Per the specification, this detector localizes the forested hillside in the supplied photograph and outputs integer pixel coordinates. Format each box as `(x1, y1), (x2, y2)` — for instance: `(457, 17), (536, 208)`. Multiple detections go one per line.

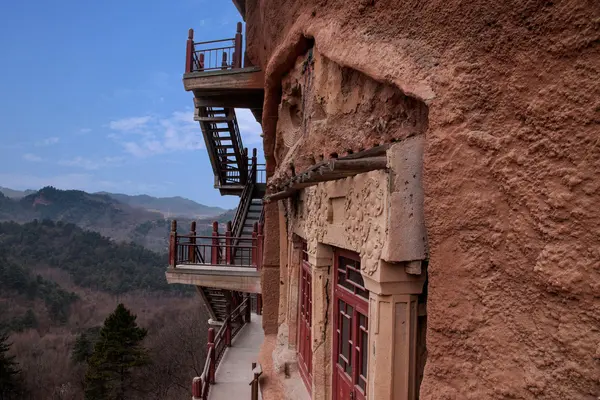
(0, 219), (205, 399)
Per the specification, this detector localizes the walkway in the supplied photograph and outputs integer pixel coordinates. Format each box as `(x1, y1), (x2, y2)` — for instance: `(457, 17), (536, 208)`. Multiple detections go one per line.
(209, 313), (263, 400)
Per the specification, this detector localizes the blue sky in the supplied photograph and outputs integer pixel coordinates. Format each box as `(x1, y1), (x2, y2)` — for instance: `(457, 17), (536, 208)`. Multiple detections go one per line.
(0, 0), (262, 208)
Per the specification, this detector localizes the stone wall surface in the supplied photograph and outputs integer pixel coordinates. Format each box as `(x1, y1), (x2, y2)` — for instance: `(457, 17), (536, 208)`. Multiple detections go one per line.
(244, 0), (600, 399)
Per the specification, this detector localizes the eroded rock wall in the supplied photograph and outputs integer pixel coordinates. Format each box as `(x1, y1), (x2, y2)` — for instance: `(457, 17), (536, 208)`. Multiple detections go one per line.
(245, 0), (600, 398)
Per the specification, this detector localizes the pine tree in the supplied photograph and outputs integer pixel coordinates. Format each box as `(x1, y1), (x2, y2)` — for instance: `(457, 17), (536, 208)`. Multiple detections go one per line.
(84, 304), (150, 400)
(0, 332), (23, 400)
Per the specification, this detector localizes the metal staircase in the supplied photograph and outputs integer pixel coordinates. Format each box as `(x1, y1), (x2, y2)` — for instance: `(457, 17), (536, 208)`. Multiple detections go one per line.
(195, 107), (248, 195)
(193, 106), (264, 322)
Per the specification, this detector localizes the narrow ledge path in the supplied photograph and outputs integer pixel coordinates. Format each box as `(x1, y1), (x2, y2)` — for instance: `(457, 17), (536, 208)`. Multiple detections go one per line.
(208, 313), (263, 400)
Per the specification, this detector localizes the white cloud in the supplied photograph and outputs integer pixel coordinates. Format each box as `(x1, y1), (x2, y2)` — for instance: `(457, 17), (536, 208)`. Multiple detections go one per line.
(0, 172), (162, 195)
(0, 172), (92, 191)
(108, 110), (203, 158)
(23, 153), (43, 162)
(109, 116), (152, 132)
(107, 108), (262, 159)
(35, 137), (59, 146)
(58, 156), (124, 170)
(235, 108), (263, 146)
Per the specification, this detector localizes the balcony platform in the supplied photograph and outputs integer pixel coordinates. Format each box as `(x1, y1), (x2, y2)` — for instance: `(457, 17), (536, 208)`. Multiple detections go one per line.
(184, 66), (263, 91)
(166, 265), (261, 293)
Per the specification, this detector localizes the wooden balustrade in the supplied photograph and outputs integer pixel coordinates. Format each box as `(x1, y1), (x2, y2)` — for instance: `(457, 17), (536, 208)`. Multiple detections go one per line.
(169, 220), (264, 269)
(185, 22), (244, 74)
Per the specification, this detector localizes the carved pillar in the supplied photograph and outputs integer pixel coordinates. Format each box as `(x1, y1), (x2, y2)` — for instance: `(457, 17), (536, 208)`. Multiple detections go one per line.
(363, 260), (426, 400)
(309, 243), (334, 400)
(286, 236), (303, 350)
(261, 201), (281, 335)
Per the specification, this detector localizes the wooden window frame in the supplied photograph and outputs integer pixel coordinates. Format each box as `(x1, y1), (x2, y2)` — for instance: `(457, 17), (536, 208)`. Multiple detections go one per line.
(297, 240), (313, 394)
(333, 248), (369, 400)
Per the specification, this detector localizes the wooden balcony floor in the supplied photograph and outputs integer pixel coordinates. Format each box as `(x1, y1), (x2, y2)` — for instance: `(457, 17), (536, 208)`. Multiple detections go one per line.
(165, 266), (261, 293)
(209, 313), (263, 400)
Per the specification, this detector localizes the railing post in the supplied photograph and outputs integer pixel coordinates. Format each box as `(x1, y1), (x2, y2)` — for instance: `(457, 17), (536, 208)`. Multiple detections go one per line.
(245, 294), (251, 323)
(242, 147), (249, 183)
(207, 327), (216, 384)
(211, 221), (219, 264)
(256, 294), (262, 316)
(188, 221), (196, 263)
(169, 220), (177, 268)
(234, 22), (243, 69)
(221, 51), (228, 70)
(252, 222), (258, 267)
(198, 53), (205, 71)
(225, 304), (232, 346)
(257, 223), (264, 271)
(225, 221), (232, 264)
(185, 29), (194, 74)
(192, 376), (201, 400)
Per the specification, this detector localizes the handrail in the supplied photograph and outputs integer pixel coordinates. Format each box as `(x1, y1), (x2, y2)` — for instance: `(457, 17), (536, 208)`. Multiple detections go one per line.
(232, 149), (257, 240)
(192, 296), (252, 400)
(186, 22), (243, 74)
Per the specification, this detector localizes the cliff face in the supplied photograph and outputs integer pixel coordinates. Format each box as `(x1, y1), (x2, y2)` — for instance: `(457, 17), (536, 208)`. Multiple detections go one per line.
(245, 0), (600, 398)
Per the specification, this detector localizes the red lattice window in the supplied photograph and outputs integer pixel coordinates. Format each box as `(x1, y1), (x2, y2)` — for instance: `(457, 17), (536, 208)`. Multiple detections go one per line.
(298, 240), (312, 393)
(334, 249), (369, 400)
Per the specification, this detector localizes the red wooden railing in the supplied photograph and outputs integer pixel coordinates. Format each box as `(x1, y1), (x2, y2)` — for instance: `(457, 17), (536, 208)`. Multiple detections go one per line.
(169, 220), (264, 269)
(185, 22), (243, 74)
(192, 295), (252, 400)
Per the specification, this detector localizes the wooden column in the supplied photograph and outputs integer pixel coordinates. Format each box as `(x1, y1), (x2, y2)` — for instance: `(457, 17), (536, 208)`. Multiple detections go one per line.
(234, 22), (243, 68)
(225, 221), (232, 264)
(185, 29), (194, 73)
(189, 221), (197, 263)
(211, 221), (219, 264)
(169, 220), (177, 268)
(207, 327), (216, 383)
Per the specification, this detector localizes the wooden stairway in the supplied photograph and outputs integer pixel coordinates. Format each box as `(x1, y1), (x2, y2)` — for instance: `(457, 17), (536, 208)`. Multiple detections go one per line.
(195, 107), (248, 195)
(192, 123), (263, 322)
(200, 288), (244, 322)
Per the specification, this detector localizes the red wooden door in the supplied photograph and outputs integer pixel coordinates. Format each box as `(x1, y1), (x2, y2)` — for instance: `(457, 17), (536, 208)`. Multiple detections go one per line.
(298, 242), (312, 392)
(333, 250), (369, 400)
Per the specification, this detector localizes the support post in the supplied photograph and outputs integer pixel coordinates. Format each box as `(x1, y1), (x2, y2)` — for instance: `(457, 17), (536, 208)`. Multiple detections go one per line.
(242, 147), (249, 183)
(211, 221), (219, 264)
(189, 221), (196, 263)
(252, 222), (258, 267)
(257, 223), (264, 271)
(245, 294), (251, 323)
(256, 294), (262, 316)
(225, 221), (232, 264)
(169, 220), (177, 268)
(198, 53), (205, 71)
(192, 376), (201, 400)
(221, 51), (228, 69)
(234, 22), (243, 69)
(251, 148), (258, 183)
(207, 328), (216, 383)
(185, 29), (194, 73)
(225, 303), (232, 346)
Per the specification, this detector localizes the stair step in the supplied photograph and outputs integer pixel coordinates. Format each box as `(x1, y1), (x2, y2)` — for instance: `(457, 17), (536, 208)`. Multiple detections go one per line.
(197, 116), (233, 122)
(215, 145), (235, 149)
(206, 127), (233, 132)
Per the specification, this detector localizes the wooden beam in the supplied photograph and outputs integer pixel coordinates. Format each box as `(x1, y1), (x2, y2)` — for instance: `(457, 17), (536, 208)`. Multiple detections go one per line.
(183, 67), (264, 92)
(264, 154), (389, 203)
(193, 93), (264, 110)
(325, 156), (388, 173)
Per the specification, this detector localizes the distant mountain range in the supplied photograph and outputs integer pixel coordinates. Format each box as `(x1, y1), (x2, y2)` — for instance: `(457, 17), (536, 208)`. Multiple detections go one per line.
(0, 186), (233, 253)
(0, 186), (225, 218)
